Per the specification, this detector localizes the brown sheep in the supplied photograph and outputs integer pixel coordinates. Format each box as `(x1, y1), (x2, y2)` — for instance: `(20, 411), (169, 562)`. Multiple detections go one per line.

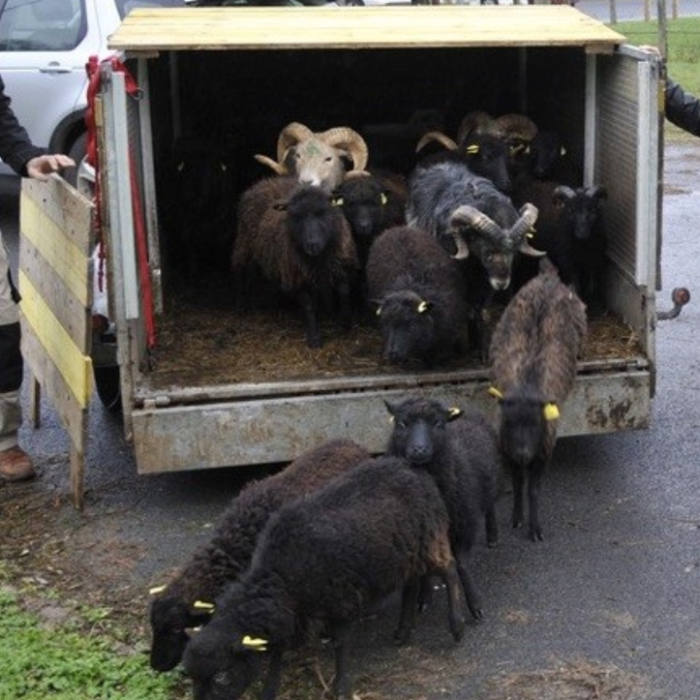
(231, 176), (360, 348)
(488, 258), (586, 542)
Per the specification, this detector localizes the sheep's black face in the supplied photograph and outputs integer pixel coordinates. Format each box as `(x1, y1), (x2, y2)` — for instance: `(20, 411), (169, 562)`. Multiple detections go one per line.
(286, 188), (339, 258)
(149, 598), (212, 672)
(463, 138), (512, 193)
(337, 179), (385, 240)
(183, 631), (263, 700)
(468, 237), (515, 291)
(386, 397), (458, 468)
(377, 293), (436, 364)
(564, 195), (605, 241)
(499, 397), (546, 466)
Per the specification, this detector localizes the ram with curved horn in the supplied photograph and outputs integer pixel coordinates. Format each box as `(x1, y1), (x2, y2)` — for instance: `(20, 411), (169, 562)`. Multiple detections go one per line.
(416, 110), (513, 192)
(406, 160), (542, 358)
(254, 121), (369, 191)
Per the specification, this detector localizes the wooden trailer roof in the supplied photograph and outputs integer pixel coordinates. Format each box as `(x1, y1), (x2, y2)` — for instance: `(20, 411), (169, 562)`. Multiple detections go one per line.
(109, 5), (626, 54)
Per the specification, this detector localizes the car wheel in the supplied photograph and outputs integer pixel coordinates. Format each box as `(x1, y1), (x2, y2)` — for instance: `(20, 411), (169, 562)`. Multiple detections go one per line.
(93, 365), (122, 412)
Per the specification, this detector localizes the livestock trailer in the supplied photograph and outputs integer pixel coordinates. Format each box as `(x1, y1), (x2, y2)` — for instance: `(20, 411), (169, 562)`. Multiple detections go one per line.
(18, 5), (663, 505)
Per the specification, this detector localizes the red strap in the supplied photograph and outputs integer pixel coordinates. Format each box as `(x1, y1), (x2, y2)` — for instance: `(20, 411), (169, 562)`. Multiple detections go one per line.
(85, 55), (156, 349)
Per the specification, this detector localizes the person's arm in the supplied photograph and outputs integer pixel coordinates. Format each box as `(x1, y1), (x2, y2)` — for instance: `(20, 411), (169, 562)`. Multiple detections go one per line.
(664, 79), (700, 137)
(0, 74), (74, 178)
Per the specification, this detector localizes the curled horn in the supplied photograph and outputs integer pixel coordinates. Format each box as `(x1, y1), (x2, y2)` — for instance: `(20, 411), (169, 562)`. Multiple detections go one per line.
(449, 204), (503, 259)
(316, 126), (369, 174)
(552, 185), (577, 206)
(415, 131), (458, 153)
(457, 110), (502, 145)
(585, 184), (608, 199)
(496, 113), (539, 142)
(509, 203), (546, 257)
(277, 122), (314, 164)
(253, 154), (288, 175)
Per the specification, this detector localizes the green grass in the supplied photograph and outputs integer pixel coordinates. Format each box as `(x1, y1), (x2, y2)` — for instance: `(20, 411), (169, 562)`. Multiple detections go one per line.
(611, 16), (700, 94)
(0, 585), (186, 700)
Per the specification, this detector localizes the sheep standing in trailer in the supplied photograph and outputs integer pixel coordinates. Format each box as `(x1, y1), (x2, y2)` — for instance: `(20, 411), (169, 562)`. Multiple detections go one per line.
(148, 439), (370, 672)
(406, 159), (542, 357)
(385, 396), (501, 620)
(231, 176), (360, 348)
(254, 121), (369, 191)
(511, 181), (608, 306)
(366, 225), (469, 367)
(489, 258), (587, 542)
(182, 457), (468, 700)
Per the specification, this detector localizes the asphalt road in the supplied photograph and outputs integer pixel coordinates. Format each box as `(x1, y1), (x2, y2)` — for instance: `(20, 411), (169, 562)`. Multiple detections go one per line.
(2, 135), (700, 698)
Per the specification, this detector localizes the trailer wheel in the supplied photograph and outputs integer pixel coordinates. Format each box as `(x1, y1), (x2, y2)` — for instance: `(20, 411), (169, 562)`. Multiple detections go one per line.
(93, 365), (122, 412)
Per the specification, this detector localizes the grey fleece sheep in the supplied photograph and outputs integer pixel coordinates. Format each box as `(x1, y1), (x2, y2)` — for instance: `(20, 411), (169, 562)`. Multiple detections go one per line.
(366, 225), (469, 367)
(385, 396), (501, 620)
(182, 456), (468, 700)
(489, 258), (587, 542)
(231, 176), (360, 348)
(148, 438), (370, 672)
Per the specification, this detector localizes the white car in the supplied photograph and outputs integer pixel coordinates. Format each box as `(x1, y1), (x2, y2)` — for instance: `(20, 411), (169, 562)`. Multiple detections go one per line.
(0, 0), (186, 180)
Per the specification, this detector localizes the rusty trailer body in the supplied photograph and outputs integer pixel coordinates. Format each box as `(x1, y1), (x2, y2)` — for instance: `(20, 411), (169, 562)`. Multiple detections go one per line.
(23, 6), (663, 498)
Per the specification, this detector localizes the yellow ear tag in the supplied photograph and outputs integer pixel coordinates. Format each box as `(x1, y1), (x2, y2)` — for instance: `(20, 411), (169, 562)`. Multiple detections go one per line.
(242, 635), (269, 651)
(380, 193), (388, 205)
(149, 585), (167, 595)
(193, 601), (215, 611)
(488, 386), (504, 400)
(544, 403), (560, 421)
(448, 407), (462, 419)
(417, 301), (429, 313)
(376, 306), (382, 317)
(560, 146), (567, 156)
(332, 197), (344, 207)
(466, 144), (479, 154)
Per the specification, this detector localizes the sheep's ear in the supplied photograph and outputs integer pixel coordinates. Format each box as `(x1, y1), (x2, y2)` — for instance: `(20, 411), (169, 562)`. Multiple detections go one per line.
(447, 407), (462, 421)
(543, 403), (560, 421)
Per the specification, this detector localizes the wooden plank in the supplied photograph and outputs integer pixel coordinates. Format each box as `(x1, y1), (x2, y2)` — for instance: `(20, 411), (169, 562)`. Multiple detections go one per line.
(20, 329), (88, 450)
(19, 272), (93, 409)
(20, 188), (93, 308)
(22, 178), (93, 253)
(110, 6), (625, 53)
(21, 235), (92, 349)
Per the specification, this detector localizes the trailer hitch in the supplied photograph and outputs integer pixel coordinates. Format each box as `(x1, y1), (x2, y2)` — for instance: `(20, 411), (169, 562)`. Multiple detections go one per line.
(657, 287), (691, 320)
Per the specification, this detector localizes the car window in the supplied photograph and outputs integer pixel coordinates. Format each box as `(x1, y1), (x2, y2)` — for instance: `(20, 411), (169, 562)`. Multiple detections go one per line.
(0, 0), (86, 52)
(116, 0), (186, 20)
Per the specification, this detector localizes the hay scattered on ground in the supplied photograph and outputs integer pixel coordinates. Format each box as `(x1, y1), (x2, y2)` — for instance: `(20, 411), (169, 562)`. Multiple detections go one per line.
(488, 658), (649, 700)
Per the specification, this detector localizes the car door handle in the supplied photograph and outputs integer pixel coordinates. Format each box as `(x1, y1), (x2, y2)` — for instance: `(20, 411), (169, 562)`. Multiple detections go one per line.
(40, 62), (72, 74)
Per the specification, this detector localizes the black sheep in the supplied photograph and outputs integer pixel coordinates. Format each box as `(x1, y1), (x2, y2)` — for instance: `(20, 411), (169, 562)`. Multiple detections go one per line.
(385, 396), (501, 620)
(511, 181), (607, 306)
(148, 438), (370, 672)
(489, 258), (587, 542)
(182, 457), (468, 700)
(366, 225), (469, 367)
(231, 176), (360, 347)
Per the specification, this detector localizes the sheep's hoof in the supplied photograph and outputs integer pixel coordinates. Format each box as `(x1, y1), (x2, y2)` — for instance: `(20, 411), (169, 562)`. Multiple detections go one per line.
(529, 528), (544, 542)
(394, 627), (411, 646)
(469, 607), (484, 623)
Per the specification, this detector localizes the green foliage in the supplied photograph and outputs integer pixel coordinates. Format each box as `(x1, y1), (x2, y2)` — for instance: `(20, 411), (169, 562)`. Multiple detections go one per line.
(0, 587), (185, 700)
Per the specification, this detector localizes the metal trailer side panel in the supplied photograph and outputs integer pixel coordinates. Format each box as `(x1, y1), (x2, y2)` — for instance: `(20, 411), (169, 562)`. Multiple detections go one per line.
(131, 371), (650, 474)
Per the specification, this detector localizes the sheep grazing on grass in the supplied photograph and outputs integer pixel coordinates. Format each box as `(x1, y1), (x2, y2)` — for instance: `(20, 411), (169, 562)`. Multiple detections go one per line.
(231, 176), (360, 348)
(385, 396), (501, 620)
(366, 225), (469, 367)
(182, 456), (468, 700)
(148, 438), (370, 672)
(489, 258), (587, 542)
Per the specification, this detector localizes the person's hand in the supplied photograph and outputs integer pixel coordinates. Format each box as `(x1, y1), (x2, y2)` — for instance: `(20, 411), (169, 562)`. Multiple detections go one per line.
(25, 153), (76, 181)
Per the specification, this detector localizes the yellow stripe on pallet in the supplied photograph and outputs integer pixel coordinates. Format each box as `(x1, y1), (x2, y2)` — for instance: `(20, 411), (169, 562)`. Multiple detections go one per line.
(19, 272), (93, 408)
(20, 193), (90, 307)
